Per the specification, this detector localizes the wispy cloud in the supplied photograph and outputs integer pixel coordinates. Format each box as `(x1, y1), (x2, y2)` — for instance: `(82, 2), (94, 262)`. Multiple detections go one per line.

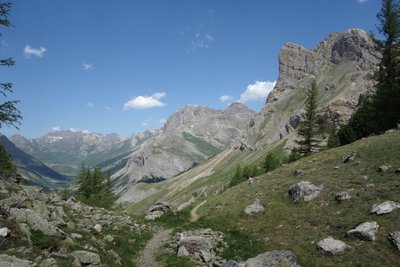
(240, 81), (276, 103)
(220, 95), (234, 103)
(24, 45), (47, 58)
(159, 118), (167, 125)
(51, 126), (61, 132)
(86, 102), (94, 108)
(124, 92), (166, 110)
(104, 105), (112, 111)
(357, 0), (368, 3)
(191, 33), (214, 50)
(83, 62), (94, 70)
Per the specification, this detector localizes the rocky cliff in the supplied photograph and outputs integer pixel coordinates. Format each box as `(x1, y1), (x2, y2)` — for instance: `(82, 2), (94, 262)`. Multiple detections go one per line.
(246, 28), (380, 149)
(111, 103), (255, 202)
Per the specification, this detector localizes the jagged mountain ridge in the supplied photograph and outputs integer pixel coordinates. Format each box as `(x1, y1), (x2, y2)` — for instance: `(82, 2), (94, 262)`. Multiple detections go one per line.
(10, 129), (159, 177)
(111, 102), (255, 203)
(0, 135), (69, 189)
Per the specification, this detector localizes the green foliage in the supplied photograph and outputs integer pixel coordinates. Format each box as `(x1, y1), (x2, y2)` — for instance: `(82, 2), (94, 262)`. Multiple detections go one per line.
(288, 147), (301, 163)
(76, 163), (115, 208)
(327, 125), (340, 148)
(337, 124), (357, 145)
(30, 229), (63, 250)
(229, 165), (247, 187)
(0, 2), (21, 129)
(156, 252), (194, 267)
(154, 208), (191, 228)
(295, 80), (320, 156)
(182, 132), (221, 157)
(263, 153), (280, 173)
(0, 143), (15, 175)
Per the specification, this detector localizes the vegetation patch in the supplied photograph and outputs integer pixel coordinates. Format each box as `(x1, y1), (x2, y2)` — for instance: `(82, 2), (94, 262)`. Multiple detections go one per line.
(182, 132), (221, 157)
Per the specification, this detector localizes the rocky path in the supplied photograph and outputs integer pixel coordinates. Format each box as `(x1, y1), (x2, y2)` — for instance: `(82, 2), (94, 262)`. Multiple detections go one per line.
(137, 228), (172, 267)
(190, 200), (207, 222)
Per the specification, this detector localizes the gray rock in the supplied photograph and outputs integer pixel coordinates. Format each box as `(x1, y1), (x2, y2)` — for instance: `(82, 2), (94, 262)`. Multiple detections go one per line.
(396, 168), (400, 174)
(244, 199), (265, 215)
(177, 246), (190, 257)
(0, 254), (36, 266)
(288, 181), (323, 202)
(71, 250), (101, 265)
(347, 221), (379, 241)
(335, 192), (351, 202)
(244, 250), (300, 267)
(388, 231), (400, 251)
(222, 260), (243, 267)
(317, 237), (350, 255)
(200, 250), (213, 262)
(294, 169), (303, 176)
(107, 250), (121, 265)
(145, 202), (172, 220)
(93, 224), (102, 233)
(0, 227), (10, 237)
(343, 151), (357, 163)
(71, 233), (83, 239)
(377, 165), (390, 172)
(369, 201), (400, 215)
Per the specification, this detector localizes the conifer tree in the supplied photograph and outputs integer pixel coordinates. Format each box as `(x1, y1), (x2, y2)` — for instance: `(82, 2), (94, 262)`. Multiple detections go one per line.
(296, 80), (320, 156)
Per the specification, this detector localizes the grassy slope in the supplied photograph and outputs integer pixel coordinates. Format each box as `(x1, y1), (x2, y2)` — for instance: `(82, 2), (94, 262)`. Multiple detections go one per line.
(191, 131), (400, 266)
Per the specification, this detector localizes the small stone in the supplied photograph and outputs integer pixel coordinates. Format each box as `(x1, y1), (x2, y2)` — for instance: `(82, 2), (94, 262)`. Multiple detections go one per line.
(317, 237), (350, 255)
(200, 250), (212, 262)
(347, 221), (379, 241)
(71, 233), (83, 239)
(104, 234), (114, 242)
(335, 192), (351, 202)
(294, 169), (303, 176)
(370, 201), (400, 215)
(39, 258), (57, 267)
(93, 224), (102, 233)
(343, 151), (357, 163)
(362, 175), (369, 180)
(244, 199), (265, 215)
(0, 227), (10, 237)
(395, 168), (400, 174)
(71, 250), (101, 265)
(177, 246), (190, 257)
(288, 181), (323, 202)
(377, 165), (390, 173)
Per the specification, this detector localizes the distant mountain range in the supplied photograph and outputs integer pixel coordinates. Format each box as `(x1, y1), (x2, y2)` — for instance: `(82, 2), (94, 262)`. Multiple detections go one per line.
(10, 129), (159, 177)
(0, 135), (70, 189)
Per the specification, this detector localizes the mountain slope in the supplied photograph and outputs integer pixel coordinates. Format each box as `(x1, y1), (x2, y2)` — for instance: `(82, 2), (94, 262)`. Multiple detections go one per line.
(11, 129), (159, 177)
(0, 135), (69, 189)
(126, 28), (381, 213)
(111, 103), (255, 202)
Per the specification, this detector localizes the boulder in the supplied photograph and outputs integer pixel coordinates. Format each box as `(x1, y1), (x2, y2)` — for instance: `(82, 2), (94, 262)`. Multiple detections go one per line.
(145, 202), (172, 221)
(343, 151), (357, 163)
(0, 254), (36, 266)
(369, 201), (400, 215)
(317, 237), (350, 255)
(222, 260), (243, 267)
(244, 250), (300, 267)
(0, 227), (10, 237)
(335, 192), (351, 202)
(388, 231), (400, 251)
(71, 250), (101, 265)
(396, 168), (400, 174)
(244, 199), (265, 215)
(93, 224), (102, 233)
(39, 258), (57, 267)
(107, 250), (121, 265)
(288, 181), (323, 202)
(347, 221), (379, 241)
(377, 165), (390, 172)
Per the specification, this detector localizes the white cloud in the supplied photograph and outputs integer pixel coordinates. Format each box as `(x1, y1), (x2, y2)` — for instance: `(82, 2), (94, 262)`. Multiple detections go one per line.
(51, 126), (61, 132)
(159, 118), (167, 125)
(220, 95), (234, 103)
(86, 102), (94, 108)
(190, 33), (214, 51)
(24, 45), (47, 58)
(104, 106), (112, 111)
(82, 129), (91, 134)
(124, 92), (166, 110)
(69, 128), (78, 132)
(240, 81), (276, 103)
(83, 62), (94, 70)
(357, 0), (367, 3)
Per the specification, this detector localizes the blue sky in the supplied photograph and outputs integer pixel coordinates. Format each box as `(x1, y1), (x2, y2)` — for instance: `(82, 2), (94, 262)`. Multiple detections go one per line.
(0, 0), (380, 138)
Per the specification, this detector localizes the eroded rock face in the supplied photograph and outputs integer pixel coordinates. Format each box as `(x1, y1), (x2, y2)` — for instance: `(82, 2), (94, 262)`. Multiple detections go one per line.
(369, 201), (400, 215)
(317, 237), (350, 255)
(244, 250), (300, 267)
(288, 181), (323, 202)
(347, 221), (379, 241)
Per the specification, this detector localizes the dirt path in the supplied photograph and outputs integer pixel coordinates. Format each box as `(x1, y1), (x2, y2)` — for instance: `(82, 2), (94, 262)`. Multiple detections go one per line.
(137, 228), (172, 267)
(190, 200), (207, 222)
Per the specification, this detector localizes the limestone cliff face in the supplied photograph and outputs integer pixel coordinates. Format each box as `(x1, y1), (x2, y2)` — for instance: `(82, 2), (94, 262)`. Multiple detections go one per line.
(246, 29), (380, 149)
(112, 103), (255, 202)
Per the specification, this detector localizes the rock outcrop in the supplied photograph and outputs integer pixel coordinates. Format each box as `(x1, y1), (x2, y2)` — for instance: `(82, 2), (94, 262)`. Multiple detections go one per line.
(145, 202), (172, 221)
(244, 250), (300, 267)
(244, 29), (379, 149)
(369, 201), (400, 215)
(347, 221), (379, 241)
(288, 181), (323, 202)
